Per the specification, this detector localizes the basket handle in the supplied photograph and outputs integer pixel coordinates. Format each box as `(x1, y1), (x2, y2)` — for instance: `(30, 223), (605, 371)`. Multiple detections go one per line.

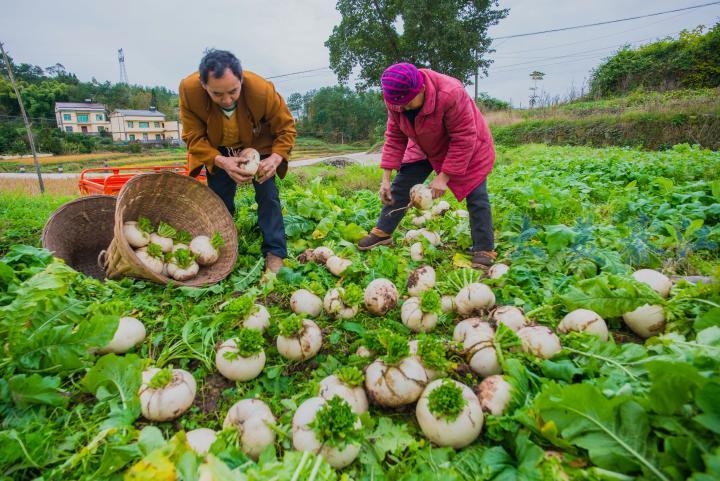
(97, 250), (108, 270)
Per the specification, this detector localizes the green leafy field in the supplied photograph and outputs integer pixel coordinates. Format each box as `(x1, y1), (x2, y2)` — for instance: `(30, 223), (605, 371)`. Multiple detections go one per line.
(0, 144), (719, 480)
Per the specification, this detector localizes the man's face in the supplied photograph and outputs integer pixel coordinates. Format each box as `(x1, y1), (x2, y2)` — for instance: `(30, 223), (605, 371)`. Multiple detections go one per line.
(202, 68), (242, 109)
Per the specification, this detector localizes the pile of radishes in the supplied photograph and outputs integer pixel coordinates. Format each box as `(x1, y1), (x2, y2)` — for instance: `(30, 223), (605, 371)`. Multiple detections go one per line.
(123, 216), (224, 281)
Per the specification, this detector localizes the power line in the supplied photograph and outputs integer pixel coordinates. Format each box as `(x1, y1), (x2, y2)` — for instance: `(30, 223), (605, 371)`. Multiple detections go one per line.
(266, 67), (330, 79)
(493, 1), (720, 40)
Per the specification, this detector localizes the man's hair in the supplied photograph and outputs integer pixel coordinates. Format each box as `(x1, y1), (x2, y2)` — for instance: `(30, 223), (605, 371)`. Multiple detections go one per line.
(199, 49), (243, 84)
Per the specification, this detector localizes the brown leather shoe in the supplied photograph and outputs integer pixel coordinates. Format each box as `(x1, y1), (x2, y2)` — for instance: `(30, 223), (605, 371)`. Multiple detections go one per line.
(265, 253), (284, 273)
(357, 228), (393, 251)
(471, 250), (497, 270)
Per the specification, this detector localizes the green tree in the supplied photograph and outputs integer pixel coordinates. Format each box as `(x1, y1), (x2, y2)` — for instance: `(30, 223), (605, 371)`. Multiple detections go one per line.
(325, 0), (507, 87)
(286, 92), (303, 118)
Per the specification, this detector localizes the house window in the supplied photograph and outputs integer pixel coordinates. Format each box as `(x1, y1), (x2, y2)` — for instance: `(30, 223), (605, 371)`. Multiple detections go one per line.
(155, 134), (161, 140)
(96, 113), (104, 121)
(139, 122), (149, 128)
(77, 114), (89, 123)
(65, 126), (73, 132)
(154, 122), (160, 128)
(129, 134), (136, 140)
(128, 121), (134, 128)
(63, 113), (71, 121)
(142, 133), (149, 140)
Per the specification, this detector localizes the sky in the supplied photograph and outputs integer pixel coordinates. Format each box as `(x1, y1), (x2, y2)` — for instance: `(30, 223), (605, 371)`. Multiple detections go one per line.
(2, 0), (718, 107)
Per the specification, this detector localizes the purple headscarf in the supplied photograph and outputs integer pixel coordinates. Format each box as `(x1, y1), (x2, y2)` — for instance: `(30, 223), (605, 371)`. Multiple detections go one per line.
(381, 63), (425, 106)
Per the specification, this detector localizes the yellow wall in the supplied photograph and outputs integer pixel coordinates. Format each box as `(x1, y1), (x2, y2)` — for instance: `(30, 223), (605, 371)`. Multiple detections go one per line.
(55, 110), (111, 134)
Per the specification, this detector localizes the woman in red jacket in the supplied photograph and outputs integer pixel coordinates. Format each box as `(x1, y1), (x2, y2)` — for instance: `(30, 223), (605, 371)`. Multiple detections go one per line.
(357, 63), (497, 269)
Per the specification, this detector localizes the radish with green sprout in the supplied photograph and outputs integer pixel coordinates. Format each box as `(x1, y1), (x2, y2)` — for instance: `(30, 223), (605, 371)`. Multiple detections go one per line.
(167, 248), (200, 281)
(558, 309), (609, 341)
(401, 291), (441, 333)
(455, 209), (469, 218)
(491, 306), (527, 332)
(633, 268), (672, 298)
(407, 265), (436, 297)
(441, 295), (455, 313)
(293, 396), (362, 468)
(149, 221), (176, 253)
(124, 217), (152, 248)
(323, 284), (362, 320)
(431, 200), (451, 217)
(410, 184), (433, 210)
(454, 319), (501, 377)
(364, 332), (427, 407)
(319, 367), (368, 414)
(290, 289), (323, 317)
(277, 317), (322, 361)
(416, 379), (483, 448)
(223, 399), (276, 460)
(139, 367), (196, 421)
(405, 229), (420, 242)
(410, 242), (424, 261)
(186, 428), (217, 455)
(409, 336), (450, 381)
(190, 233), (224, 266)
(488, 263), (510, 279)
(356, 345), (372, 357)
(135, 243), (165, 275)
(215, 328), (266, 381)
(623, 304), (666, 338)
(244, 304), (270, 331)
(312, 246), (334, 264)
(326, 255), (352, 276)
(455, 282), (496, 316)
(419, 228), (441, 246)
(412, 212), (431, 226)
(98, 316), (146, 354)
(475, 375), (513, 416)
(364, 278), (399, 315)
(517, 326), (562, 359)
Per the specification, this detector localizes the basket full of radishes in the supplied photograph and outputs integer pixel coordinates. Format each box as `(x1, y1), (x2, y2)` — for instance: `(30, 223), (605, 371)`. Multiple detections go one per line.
(102, 170), (237, 287)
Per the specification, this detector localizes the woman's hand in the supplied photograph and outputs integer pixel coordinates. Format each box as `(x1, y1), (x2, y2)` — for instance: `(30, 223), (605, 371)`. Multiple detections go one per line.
(429, 172), (450, 198)
(380, 169), (393, 205)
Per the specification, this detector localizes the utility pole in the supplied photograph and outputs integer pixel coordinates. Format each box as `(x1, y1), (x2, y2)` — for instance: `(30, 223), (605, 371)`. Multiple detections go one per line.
(0, 41), (44, 193)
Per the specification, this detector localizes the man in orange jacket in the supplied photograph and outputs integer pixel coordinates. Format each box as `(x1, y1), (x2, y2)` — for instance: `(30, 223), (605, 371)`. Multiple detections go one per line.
(179, 49), (297, 273)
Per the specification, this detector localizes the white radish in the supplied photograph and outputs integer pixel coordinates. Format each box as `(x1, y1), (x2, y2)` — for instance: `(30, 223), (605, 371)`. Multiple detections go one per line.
(186, 428), (217, 455)
(453, 319), (500, 377)
(319, 375), (369, 414)
(172, 243), (189, 252)
(431, 200), (451, 217)
(405, 229), (420, 243)
(441, 295), (456, 313)
(290, 289), (323, 317)
(355, 346), (372, 358)
(558, 309), (609, 341)
(326, 256), (352, 276)
(312, 246), (334, 264)
(323, 288), (358, 320)
(190, 236), (220, 266)
(98, 316), (146, 354)
(408, 339), (442, 381)
(244, 304), (270, 331)
(401, 297), (438, 333)
(488, 263), (510, 279)
(167, 259), (199, 281)
(455, 283), (496, 316)
(410, 242), (424, 261)
(407, 265), (436, 297)
(623, 304), (666, 338)
(215, 338), (265, 382)
(365, 357), (427, 407)
(123, 221), (149, 248)
(149, 233), (173, 253)
(632, 269), (672, 298)
(418, 229), (441, 246)
(517, 326), (562, 359)
(135, 249), (164, 275)
(412, 213), (430, 226)
(364, 278), (399, 315)
(237, 148), (261, 176)
(416, 379), (483, 448)
(491, 306), (527, 332)
(292, 397), (361, 469)
(455, 209), (469, 218)
(223, 399), (276, 460)
(410, 184), (433, 210)
(139, 368), (196, 421)
(277, 319), (323, 361)
(475, 375), (513, 416)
